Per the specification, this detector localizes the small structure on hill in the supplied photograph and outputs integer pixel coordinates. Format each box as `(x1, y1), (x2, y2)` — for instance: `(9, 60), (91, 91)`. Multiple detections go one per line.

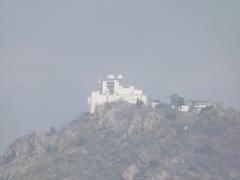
(150, 100), (161, 109)
(190, 101), (216, 113)
(87, 74), (148, 113)
(170, 94), (216, 113)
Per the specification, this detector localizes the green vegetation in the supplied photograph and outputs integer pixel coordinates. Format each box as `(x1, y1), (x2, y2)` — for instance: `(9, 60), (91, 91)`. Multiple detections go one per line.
(170, 94), (184, 109)
(176, 123), (186, 136)
(194, 144), (213, 154)
(74, 136), (88, 147)
(136, 99), (144, 108)
(45, 145), (58, 154)
(149, 159), (159, 169)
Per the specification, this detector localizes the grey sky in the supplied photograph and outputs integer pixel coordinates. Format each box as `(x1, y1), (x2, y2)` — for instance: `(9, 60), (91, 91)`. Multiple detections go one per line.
(0, 0), (240, 153)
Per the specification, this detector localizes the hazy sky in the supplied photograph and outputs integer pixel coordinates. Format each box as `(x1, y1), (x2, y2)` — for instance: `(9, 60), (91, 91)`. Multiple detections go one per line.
(0, 0), (240, 153)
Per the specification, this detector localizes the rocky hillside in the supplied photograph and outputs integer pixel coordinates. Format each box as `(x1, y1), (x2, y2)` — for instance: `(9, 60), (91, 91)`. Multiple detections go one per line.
(1, 102), (240, 180)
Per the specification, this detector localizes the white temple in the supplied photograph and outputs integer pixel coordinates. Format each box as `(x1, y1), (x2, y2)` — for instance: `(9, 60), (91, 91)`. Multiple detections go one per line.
(87, 74), (148, 113)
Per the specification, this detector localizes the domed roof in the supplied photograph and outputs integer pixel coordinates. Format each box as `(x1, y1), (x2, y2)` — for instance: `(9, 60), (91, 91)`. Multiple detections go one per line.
(117, 74), (124, 80)
(107, 74), (115, 79)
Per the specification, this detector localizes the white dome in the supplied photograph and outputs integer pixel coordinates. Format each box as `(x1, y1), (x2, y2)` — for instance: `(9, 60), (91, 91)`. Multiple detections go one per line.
(107, 74), (115, 79)
(117, 74), (124, 80)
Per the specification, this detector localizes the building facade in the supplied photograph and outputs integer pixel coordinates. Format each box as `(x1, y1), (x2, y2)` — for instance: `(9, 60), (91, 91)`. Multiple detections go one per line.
(179, 100), (216, 113)
(87, 74), (148, 113)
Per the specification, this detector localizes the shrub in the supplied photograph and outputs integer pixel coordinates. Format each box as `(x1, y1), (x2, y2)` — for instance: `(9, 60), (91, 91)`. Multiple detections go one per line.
(45, 145), (58, 154)
(199, 106), (214, 114)
(176, 123), (185, 136)
(75, 136), (87, 147)
(49, 127), (56, 136)
(194, 144), (212, 154)
(166, 111), (176, 121)
(136, 99), (144, 108)
(149, 159), (159, 169)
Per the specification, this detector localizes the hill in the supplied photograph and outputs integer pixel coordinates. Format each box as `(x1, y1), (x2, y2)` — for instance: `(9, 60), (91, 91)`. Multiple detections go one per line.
(1, 102), (240, 180)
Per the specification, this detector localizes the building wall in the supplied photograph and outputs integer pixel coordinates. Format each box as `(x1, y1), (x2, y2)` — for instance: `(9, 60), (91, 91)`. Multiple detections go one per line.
(88, 75), (147, 113)
(179, 105), (190, 112)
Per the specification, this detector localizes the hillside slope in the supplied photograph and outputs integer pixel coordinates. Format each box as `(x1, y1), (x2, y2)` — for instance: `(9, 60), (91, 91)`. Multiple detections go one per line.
(1, 102), (240, 180)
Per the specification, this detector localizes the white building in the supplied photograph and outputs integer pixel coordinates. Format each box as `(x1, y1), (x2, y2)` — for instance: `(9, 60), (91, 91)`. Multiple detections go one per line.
(87, 74), (148, 113)
(178, 100), (216, 113)
(191, 101), (216, 113)
(150, 100), (160, 109)
(179, 105), (190, 112)
(179, 100), (193, 112)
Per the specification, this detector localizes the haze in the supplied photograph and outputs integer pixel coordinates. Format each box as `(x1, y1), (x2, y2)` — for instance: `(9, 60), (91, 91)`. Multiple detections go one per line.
(0, 0), (239, 153)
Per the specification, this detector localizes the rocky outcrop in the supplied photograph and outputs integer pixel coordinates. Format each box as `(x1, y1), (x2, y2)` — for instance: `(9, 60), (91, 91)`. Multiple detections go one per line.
(0, 102), (240, 180)
(0, 131), (59, 179)
(121, 164), (140, 180)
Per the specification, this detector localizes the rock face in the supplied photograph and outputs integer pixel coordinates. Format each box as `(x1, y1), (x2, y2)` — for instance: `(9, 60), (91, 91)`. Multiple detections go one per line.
(1, 102), (240, 180)
(0, 131), (59, 179)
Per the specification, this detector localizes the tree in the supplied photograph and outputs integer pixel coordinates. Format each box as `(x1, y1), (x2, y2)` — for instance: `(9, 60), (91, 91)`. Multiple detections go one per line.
(136, 99), (144, 108)
(49, 126), (56, 136)
(170, 94), (184, 109)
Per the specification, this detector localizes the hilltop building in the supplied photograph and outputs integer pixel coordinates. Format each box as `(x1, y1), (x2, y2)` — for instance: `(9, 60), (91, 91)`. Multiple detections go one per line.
(87, 74), (148, 113)
(179, 101), (193, 112)
(170, 94), (216, 113)
(178, 100), (216, 113)
(150, 100), (161, 109)
(189, 101), (216, 113)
